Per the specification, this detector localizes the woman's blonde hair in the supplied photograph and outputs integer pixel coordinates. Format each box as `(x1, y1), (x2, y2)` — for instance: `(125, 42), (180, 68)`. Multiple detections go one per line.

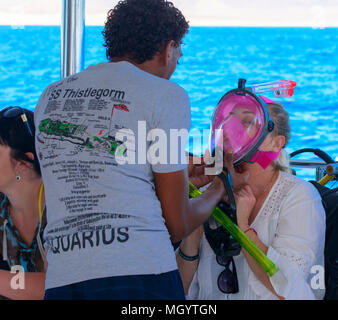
(267, 102), (293, 174)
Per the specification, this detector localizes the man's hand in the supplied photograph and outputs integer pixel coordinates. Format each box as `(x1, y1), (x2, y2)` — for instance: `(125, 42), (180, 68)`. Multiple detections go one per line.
(187, 154), (214, 188)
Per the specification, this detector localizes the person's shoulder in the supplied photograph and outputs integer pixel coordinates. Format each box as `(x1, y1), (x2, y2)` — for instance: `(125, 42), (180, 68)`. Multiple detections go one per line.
(158, 81), (189, 107)
(140, 70), (187, 98)
(279, 171), (322, 200)
(166, 81), (189, 97)
(118, 62), (188, 94)
(37, 77), (67, 102)
(278, 172), (326, 223)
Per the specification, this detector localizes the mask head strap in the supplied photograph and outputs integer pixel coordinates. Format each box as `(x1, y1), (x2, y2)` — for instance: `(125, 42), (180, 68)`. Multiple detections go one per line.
(251, 149), (282, 169)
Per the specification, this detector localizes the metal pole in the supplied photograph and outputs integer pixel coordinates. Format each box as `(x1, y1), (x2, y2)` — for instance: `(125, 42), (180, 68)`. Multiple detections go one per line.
(61, 0), (85, 79)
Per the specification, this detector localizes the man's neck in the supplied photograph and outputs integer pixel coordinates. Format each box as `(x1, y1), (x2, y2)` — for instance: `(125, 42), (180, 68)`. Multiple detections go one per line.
(110, 57), (168, 79)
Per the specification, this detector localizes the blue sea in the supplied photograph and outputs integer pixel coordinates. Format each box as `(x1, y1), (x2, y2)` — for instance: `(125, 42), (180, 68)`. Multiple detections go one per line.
(0, 26), (337, 181)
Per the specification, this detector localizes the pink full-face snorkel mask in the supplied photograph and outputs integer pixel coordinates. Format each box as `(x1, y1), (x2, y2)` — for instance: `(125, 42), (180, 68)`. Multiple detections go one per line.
(209, 79), (296, 169)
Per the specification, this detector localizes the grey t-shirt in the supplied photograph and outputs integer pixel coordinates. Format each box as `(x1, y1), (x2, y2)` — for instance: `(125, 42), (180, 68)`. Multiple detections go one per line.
(34, 61), (191, 289)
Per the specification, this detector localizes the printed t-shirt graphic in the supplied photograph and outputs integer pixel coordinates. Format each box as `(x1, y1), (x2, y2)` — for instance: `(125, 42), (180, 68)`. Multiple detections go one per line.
(34, 61), (191, 289)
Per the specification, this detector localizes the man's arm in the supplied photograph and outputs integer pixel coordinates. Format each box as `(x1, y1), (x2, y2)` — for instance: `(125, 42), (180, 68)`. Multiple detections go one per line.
(154, 168), (225, 243)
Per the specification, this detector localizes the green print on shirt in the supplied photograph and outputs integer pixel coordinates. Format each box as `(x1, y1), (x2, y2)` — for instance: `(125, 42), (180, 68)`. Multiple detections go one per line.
(38, 118), (127, 156)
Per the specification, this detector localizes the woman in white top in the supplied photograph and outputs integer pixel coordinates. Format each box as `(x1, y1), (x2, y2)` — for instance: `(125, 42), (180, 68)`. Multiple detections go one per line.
(177, 102), (326, 300)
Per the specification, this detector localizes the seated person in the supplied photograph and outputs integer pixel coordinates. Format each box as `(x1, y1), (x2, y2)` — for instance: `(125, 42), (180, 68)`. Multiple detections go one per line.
(0, 106), (46, 300)
(177, 93), (326, 300)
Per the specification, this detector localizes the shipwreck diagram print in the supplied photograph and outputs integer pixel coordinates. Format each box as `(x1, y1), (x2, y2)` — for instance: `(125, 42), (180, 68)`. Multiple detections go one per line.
(37, 85), (135, 253)
(37, 104), (130, 160)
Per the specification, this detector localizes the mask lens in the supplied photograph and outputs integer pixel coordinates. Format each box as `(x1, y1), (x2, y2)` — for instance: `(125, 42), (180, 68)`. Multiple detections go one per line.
(210, 91), (265, 164)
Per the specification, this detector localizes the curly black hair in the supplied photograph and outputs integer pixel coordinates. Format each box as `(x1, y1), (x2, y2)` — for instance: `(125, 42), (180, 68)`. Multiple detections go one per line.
(102, 0), (189, 64)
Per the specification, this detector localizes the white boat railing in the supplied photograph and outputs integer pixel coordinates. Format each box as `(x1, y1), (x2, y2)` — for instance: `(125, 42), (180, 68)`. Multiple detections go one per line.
(61, 0), (85, 79)
(290, 160), (329, 181)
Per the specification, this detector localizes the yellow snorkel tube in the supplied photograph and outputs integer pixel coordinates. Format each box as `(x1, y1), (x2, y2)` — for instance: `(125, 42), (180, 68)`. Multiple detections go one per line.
(290, 148), (337, 186)
(189, 180), (279, 277)
(319, 164), (338, 185)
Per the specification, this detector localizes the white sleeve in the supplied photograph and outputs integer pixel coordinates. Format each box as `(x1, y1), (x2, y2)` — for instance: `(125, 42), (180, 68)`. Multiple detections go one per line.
(186, 271), (199, 300)
(267, 182), (326, 299)
(150, 83), (191, 173)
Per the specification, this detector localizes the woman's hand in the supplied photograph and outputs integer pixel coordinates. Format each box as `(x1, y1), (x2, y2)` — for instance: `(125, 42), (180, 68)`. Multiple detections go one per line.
(234, 184), (256, 229)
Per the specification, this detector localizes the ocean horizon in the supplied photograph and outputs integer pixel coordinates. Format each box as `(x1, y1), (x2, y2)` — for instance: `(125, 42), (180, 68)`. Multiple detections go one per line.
(0, 26), (337, 181)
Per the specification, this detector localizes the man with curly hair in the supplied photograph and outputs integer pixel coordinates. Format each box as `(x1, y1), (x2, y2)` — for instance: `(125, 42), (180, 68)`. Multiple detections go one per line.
(36, 0), (228, 300)
(103, 0), (189, 72)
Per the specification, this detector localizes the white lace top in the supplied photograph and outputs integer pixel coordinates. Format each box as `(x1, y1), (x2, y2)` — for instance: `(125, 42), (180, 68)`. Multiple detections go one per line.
(187, 171), (326, 300)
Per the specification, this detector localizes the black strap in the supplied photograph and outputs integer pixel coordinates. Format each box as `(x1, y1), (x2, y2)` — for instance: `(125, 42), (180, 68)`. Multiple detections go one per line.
(177, 247), (199, 261)
(217, 170), (237, 221)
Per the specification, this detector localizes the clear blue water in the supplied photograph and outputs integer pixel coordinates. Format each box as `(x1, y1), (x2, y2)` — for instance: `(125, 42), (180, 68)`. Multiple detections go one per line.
(0, 26), (337, 181)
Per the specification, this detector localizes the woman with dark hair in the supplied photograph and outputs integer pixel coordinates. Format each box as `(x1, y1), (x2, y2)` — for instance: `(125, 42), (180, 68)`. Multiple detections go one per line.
(0, 106), (46, 299)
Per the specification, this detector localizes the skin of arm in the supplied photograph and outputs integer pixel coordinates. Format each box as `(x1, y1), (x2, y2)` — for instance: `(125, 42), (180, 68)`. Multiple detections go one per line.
(0, 249), (48, 300)
(0, 270), (46, 300)
(175, 225), (203, 294)
(155, 151), (250, 243)
(154, 168), (225, 243)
